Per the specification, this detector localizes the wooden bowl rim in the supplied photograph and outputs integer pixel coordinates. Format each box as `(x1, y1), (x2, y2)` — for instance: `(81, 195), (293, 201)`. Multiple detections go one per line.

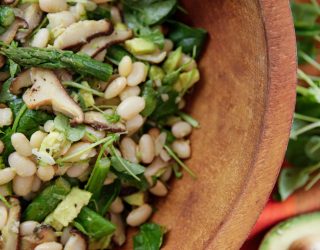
(204, 0), (297, 248)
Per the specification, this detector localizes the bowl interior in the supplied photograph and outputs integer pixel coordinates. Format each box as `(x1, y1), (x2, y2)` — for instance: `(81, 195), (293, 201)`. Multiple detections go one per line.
(121, 0), (293, 249)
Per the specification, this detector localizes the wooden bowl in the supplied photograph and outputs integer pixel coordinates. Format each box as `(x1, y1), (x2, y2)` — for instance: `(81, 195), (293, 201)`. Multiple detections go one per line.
(122, 0), (297, 249)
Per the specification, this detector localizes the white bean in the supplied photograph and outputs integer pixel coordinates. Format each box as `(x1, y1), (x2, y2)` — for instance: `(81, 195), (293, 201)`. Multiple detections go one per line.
(30, 131), (47, 149)
(144, 157), (168, 177)
(154, 132), (167, 156)
(149, 180), (168, 197)
(11, 133), (32, 157)
(163, 39), (174, 53)
(66, 162), (89, 178)
(0, 205), (8, 230)
(172, 139), (191, 159)
(0, 108), (13, 127)
(109, 197), (124, 214)
(39, 0), (68, 13)
(13, 175), (34, 196)
(31, 28), (50, 48)
(126, 204), (153, 227)
(110, 213), (126, 246)
(64, 142), (97, 163)
(8, 152), (36, 177)
(120, 137), (139, 163)
(159, 148), (171, 162)
(35, 242), (63, 250)
(20, 221), (39, 236)
(37, 165), (55, 182)
(172, 121), (192, 139)
(119, 56), (133, 77)
(0, 140), (4, 154)
(119, 86), (141, 101)
(126, 62), (147, 86)
(0, 168), (15, 185)
(44, 120), (54, 132)
(31, 176), (42, 192)
(64, 233), (87, 250)
(117, 96), (145, 120)
(105, 77), (127, 99)
(139, 134), (155, 164)
(160, 167), (172, 182)
(126, 114), (144, 136)
(48, 11), (75, 29)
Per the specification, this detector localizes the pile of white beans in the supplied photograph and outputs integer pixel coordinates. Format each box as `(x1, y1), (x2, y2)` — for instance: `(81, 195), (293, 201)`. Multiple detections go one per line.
(0, 0), (197, 248)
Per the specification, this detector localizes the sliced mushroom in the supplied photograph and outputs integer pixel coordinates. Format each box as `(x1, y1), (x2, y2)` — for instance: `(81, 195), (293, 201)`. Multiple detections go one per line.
(0, 197), (21, 250)
(10, 69), (32, 95)
(84, 111), (126, 132)
(23, 68), (84, 124)
(94, 49), (107, 62)
(0, 55), (6, 69)
(64, 229), (88, 250)
(1, 0), (19, 6)
(80, 29), (133, 58)
(20, 225), (57, 250)
(135, 50), (167, 64)
(0, 17), (28, 44)
(15, 4), (43, 42)
(53, 69), (73, 82)
(53, 20), (113, 50)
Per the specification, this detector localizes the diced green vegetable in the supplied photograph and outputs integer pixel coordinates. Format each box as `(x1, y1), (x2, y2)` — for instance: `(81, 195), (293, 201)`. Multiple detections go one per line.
(133, 223), (166, 250)
(163, 47), (182, 73)
(174, 68), (200, 93)
(106, 45), (134, 65)
(0, 44), (113, 81)
(123, 192), (146, 206)
(74, 207), (116, 239)
(149, 66), (165, 81)
(23, 178), (71, 222)
(45, 187), (92, 230)
(125, 38), (157, 55)
(141, 80), (157, 117)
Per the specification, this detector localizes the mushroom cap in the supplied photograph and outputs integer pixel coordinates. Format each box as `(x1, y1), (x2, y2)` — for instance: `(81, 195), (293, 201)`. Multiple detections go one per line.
(10, 69), (32, 95)
(80, 29), (133, 57)
(84, 111), (126, 132)
(0, 17), (28, 44)
(23, 68), (84, 124)
(53, 20), (113, 50)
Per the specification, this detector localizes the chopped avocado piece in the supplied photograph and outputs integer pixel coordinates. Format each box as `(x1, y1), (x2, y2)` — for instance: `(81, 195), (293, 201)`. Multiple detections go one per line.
(79, 81), (95, 108)
(259, 212), (320, 250)
(0, 198), (20, 250)
(23, 177), (71, 222)
(125, 38), (157, 55)
(45, 188), (92, 230)
(123, 192), (146, 206)
(174, 68), (200, 93)
(40, 131), (69, 158)
(149, 66), (165, 81)
(163, 47), (182, 73)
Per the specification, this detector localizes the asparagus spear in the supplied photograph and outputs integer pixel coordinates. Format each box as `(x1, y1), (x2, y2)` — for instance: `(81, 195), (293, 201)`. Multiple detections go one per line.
(0, 43), (113, 81)
(23, 177), (71, 222)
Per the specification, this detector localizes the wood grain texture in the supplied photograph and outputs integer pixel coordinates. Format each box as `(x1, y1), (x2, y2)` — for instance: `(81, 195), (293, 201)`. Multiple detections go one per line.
(119, 0), (296, 249)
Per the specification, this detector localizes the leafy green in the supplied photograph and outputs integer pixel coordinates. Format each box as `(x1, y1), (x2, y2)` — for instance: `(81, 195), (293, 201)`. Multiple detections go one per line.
(54, 114), (86, 142)
(87, 6), (110, 20)
(23, 178), (71, 222)
(291, 2), (320, 28)
(0, 78), (16, 103)
(167, 21), (208, 58)
(141, 81), (157, 117)
(74, 207), (115, 239)
(106, 45), (135, 65)
(305, 136), (320, 161)
(111, 155), (145, 177)
(133, 223), (166, 250)
(112, 168), (149, 191)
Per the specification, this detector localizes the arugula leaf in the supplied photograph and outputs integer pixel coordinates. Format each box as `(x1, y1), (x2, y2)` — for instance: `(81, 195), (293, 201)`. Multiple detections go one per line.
(111, 156), (145, 176)
(286, 137), (316, 167)
(54, 114), (85, 142)
(111, 168), (149, 191)
(167, 21), (208, 58)
(141, 81), (157, 117)
(133, 223), (166, 250)
(123, 0), (177, 26)
(0, 78), (16, 103)
(305, 136), (320, 161)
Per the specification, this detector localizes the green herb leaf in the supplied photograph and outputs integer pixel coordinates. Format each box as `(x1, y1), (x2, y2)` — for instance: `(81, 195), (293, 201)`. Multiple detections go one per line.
(111, 155), (145, 176)
(305, 136), (320, 161)
(54, 114), (86, 142)
(0, 78), (16, 103)
(133, 223), (166, 250)
(167, 21), (208, 59)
